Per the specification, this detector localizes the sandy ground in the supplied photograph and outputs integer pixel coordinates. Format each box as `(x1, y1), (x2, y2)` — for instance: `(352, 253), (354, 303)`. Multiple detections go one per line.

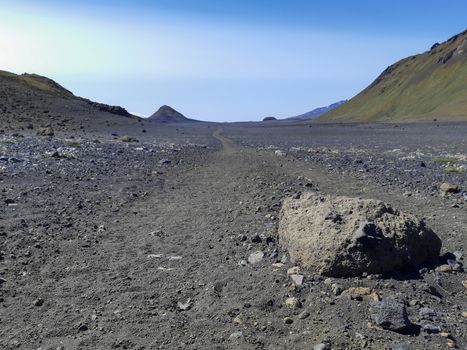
(0, 124), (466, 350)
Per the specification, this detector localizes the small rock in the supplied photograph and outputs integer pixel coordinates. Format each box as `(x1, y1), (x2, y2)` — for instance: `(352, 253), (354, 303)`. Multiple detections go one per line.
(36, 127), (54, 137)
(435, 264), (452, 273)
(290, 274), (304, 286)
(0, 277), (6, 285)
(238, 259), (247, 266)
(33, 298), (44, 307)
(177, 298), (192, 311)
(298, 311), (310, 319)
(285, 297), (301, 309)
(421, 323), (440, 334)
(251, 234), (262, 243)
(313, 343), (330, 350)
(371, 298), (412, 333)
(158, 158), (171, 165)
(229, 331), (243, 340)
(439, 183), (460, 194)
(283, 317), (293, 324)
(78, 324), (88, 332)
(248, 251), (264, 264)
(331, 283), (344, 296)
(419, 307), (436, 319)
(275, 150), (286, 157)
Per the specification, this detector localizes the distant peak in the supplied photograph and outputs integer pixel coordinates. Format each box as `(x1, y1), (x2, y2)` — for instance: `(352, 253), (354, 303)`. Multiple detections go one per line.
(149, 105), (190, 123)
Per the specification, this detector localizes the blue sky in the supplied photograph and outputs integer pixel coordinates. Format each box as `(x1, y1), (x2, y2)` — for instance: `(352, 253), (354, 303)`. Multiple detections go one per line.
(0, 1), (466, 121)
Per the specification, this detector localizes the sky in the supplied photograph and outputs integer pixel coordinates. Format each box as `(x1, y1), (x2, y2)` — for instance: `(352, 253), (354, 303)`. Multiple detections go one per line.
(0, 1), (466, 121)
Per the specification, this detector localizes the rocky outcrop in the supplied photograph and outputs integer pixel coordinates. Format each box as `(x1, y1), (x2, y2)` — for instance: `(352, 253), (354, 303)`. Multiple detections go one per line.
(278, 192), (441, 277)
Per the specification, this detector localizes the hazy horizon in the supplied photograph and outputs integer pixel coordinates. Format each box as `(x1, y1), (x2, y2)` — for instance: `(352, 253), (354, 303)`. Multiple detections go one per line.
(1, 0), (466, 121)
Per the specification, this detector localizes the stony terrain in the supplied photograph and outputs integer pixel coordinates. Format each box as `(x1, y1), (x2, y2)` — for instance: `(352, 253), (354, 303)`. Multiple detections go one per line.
(0, 121), (466, 350)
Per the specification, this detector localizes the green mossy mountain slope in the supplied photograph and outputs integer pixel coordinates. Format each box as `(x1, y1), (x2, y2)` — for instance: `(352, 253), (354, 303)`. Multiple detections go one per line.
(321, 29), (467, 122)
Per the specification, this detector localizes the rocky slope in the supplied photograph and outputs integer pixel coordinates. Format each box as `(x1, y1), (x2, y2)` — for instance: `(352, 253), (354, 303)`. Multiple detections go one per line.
(321, 29), (467, 122)
(0, 70), (135, 133)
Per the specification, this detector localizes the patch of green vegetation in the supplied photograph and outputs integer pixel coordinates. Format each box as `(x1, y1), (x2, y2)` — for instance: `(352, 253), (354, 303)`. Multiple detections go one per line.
(433, 156), (458, 164)
(66, 142), (82, 148)
(443, 166), (465, 174)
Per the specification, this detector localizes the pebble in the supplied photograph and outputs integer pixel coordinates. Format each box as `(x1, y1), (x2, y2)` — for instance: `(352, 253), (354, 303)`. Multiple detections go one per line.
(298, 310), (310, 319)
(248, 251), (264, 264)
(285, 297), (301, 309)
(331, 283), (344, 296)
(283, 317), (293, 324)
(229, 331), (243, 340)
(290, 274), (304, 286)
(33, 298), (44, 307)
(371, 298), (411, 333)
(177, 298), (192, 311)
(313, 343), (329, 350)
(421, 323), (440, 334)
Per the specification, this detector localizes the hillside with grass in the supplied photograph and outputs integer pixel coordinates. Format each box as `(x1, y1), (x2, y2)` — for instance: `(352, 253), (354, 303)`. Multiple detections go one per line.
(321, 29), (467, 122)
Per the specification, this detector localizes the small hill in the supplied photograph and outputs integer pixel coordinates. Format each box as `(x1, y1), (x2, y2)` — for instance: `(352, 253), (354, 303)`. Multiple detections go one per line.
(321, 29), (467, 122)
(287, 101), (346, 121)
(262, 116), (277, 121)
(148, 105), (198, 123)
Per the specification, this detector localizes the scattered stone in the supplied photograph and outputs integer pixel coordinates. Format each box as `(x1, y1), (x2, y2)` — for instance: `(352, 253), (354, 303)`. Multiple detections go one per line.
(421, 323), (440, 334)
(251, 234), (262, 243)
(419, 307), (436, 319)
(36, 127), (54, 136)
(298, 310), (310, 319)
(78, 324), (88, 332)
(0, 277), (6, 284)
(283, 316), (293, 324)
(435, 264), (452, 273)
(229, 331), (243, 340)
(247, 251), (264, 264)
(290, 274), (304, 286)
(439, 183), (460, 194)
(238, 259), (247, 266)
(158, 158), (171, 165)
(462, 280), (467, 289)
(313, 343), (330, 350)
(331, 283), (344, 296)
(275, 150), (286, 157)
(278, 192), (442, 277)
(285, 297), (301, 309)
(371, 298), (412, 333)
(33, 298), (44, 307)
(177, 298), (192, 311)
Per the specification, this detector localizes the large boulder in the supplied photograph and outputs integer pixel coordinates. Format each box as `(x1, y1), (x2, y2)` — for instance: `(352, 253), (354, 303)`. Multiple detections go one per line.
(278, 192), (441, 277)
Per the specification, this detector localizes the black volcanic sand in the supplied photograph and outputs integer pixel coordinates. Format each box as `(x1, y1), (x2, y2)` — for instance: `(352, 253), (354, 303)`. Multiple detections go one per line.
(0, 122), (466, 350)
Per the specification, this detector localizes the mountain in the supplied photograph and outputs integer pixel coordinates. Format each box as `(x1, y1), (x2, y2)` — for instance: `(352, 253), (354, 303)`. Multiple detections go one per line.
(0, 70), (137, 132)
(287, 101), (347, 120)
(321, 29), (467, 122)
(148, 105), (198, 123)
